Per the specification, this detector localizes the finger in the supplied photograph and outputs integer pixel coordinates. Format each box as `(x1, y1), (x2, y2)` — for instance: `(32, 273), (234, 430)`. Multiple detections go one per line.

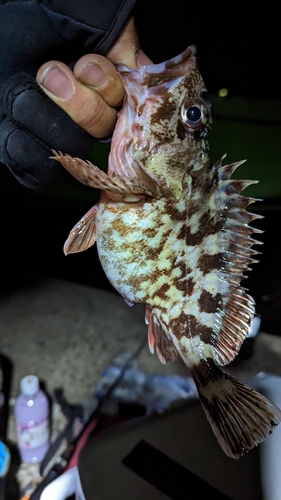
(36, 61), (117, 138)
(73, 54), (124, 107)
(137, 49), (154, 67)
(107, 17), (153, 69)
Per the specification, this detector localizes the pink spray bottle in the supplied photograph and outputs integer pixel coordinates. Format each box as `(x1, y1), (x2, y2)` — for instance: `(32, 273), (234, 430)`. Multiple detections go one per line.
(14, 375), (50, 463)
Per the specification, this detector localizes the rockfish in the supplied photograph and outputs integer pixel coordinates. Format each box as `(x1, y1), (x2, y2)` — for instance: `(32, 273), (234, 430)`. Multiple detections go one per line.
(53, 46), (281, 458)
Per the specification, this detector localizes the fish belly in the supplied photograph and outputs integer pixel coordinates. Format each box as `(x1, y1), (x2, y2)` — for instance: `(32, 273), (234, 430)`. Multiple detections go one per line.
(95, 196), (218, 334)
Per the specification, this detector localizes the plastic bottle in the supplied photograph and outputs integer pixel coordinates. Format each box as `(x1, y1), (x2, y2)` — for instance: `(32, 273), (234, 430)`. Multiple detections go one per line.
(14, 375), (50, 463)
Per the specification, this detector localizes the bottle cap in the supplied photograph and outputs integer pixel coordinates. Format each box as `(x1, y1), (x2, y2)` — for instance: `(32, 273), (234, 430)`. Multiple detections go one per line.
(20, 375), (39, 397)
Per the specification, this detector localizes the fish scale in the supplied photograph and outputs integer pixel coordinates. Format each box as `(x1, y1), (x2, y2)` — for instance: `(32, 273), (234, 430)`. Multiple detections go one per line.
(52, 45), (281, 459)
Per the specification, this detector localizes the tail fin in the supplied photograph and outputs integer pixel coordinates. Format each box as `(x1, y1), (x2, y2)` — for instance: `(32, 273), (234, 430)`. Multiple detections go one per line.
(192, 364), (281, 459)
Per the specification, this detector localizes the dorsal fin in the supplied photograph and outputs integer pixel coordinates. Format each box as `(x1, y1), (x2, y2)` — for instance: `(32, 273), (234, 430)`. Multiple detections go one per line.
(209, 159), (263, 365)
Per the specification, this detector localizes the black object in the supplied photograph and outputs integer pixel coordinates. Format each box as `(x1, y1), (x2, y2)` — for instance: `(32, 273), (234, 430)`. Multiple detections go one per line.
(123, 440), (231, 499)
(78, 398), (263, 500)
(39, 388), (84, 477)
(258, 288), (281, 336)
(0, 480), (3, 500)
(236, 337), (256, 360)
(0, 354), (12, 441)
(0, 354), (20, 500)
(0, 0), (135, 188)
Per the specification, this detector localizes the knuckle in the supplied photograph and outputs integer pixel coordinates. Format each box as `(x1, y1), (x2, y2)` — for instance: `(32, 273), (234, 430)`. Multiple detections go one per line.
(76, 96), (116, 137)
(78, 97), (104, 127)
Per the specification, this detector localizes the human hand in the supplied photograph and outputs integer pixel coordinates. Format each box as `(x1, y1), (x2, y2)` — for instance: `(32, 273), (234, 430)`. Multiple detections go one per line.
(0, 0), (137, 188)
(36, 18), (152, 140)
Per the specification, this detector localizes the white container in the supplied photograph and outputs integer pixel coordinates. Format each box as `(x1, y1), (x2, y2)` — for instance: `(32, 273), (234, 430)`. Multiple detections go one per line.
(14, 375), (50, 462)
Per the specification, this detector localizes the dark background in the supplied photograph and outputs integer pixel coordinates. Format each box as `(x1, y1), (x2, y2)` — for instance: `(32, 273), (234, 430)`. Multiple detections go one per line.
(135, 1), (280, 100)
(1, 0), (281, 333)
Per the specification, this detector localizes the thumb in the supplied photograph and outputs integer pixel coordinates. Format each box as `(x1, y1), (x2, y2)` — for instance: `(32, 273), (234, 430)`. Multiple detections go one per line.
(136, 49), (153, 67)
(106, 17), (153, 69)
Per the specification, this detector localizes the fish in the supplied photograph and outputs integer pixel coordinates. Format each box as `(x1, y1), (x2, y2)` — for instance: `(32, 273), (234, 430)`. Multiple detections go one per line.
(52, 45), (281, 458)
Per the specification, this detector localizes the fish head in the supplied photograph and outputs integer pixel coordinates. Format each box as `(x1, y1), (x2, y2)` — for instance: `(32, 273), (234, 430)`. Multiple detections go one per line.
(109, 45), (211, 198)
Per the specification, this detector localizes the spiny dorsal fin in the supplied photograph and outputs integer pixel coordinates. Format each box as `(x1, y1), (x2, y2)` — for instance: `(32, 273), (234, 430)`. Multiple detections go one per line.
(209, 158), (262, 365)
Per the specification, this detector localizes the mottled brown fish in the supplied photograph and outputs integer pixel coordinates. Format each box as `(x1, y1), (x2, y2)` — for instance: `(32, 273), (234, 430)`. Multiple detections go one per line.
(52, 46), (281, 458)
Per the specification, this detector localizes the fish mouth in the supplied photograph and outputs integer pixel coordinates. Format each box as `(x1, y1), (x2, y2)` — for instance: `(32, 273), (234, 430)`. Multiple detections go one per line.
(117, 45), (198, 85)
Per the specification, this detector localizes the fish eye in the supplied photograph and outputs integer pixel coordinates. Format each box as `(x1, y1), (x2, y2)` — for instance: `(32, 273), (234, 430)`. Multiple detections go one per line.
(180, 98), (209, 132)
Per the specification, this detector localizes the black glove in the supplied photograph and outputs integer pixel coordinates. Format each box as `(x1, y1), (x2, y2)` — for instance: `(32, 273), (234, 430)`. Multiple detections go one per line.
(0, 0), (135, 188)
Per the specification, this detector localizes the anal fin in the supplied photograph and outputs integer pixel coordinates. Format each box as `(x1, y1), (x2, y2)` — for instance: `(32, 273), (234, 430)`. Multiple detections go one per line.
(145, 306), (178, 363)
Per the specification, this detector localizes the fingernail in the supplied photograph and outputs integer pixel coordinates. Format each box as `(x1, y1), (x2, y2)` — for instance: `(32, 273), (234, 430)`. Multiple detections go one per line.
(39, 65), (74, 100)
(78, 62), (107, 89)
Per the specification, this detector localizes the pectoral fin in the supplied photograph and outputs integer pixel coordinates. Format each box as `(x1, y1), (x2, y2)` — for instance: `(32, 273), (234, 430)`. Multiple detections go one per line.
(52, 151), (168, 202)
(64, 204), (98, 255)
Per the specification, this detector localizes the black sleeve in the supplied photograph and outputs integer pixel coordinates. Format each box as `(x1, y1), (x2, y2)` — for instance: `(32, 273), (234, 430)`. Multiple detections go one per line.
(0, 0), (136, 188)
